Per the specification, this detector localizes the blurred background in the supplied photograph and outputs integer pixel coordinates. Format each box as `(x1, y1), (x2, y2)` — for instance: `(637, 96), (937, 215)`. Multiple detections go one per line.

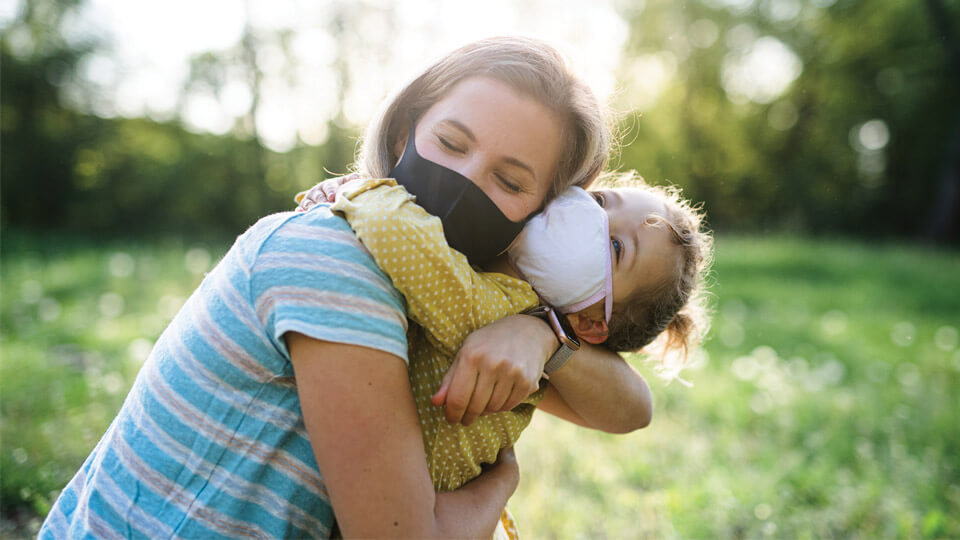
(2, 0), (959, 537)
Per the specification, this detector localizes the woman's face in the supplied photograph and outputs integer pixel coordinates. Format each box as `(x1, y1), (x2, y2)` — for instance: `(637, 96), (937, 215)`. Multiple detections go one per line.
(398, 76), (565, 222)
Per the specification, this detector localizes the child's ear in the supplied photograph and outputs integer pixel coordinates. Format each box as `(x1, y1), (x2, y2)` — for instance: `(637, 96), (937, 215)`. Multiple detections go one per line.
(565, 311), (609, 345)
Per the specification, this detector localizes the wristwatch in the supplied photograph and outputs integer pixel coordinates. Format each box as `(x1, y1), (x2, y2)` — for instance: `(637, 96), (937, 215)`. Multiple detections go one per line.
(522, 306), (580, 375)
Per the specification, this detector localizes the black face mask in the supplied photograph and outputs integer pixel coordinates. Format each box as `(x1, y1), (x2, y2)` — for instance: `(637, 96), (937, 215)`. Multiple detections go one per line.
(389, 123), (529, 265)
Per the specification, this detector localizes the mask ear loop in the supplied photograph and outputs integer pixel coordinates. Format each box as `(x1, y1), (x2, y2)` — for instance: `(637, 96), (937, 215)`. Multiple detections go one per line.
(600, 207), (614, 323)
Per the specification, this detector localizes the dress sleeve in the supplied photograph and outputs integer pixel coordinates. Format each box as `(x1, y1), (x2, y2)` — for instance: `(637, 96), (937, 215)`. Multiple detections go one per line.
(332, 178), (536, 356)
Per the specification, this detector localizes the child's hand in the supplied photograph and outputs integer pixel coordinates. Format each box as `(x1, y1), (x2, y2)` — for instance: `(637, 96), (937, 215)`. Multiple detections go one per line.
(430, 314), (556, 426)
(295, 173), (361, 211)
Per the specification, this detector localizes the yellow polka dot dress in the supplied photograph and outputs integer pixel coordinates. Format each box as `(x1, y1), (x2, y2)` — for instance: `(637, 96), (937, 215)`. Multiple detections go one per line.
(332, 178), (546, 492)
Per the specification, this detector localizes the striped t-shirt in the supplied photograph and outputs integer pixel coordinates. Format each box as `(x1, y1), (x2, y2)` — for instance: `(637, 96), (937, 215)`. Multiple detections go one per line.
(39, 206), (408, 539)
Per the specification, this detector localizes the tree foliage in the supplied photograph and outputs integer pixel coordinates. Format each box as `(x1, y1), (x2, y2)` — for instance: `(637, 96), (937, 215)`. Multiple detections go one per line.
(2, 0), (958, 242)
(616, 0), (960, 242)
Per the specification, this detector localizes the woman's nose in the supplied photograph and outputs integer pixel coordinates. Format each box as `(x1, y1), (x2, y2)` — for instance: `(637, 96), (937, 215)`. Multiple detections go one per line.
(456, 157), (486, 188)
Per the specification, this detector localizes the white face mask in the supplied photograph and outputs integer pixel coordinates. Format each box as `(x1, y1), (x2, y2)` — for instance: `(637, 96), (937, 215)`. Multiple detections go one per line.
(508, 187), (613, 322)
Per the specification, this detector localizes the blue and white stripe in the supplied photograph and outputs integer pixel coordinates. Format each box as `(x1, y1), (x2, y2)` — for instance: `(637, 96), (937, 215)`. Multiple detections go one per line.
(40, 206), (408, 539)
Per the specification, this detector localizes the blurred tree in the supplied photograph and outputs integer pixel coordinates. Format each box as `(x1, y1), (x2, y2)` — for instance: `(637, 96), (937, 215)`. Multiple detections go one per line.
(1, 0), (96, 231)
(3, 0), (958, 242)
(615, 0), (960, 242)
(921, 0), (960, 241)
(1, 0), (357, 237)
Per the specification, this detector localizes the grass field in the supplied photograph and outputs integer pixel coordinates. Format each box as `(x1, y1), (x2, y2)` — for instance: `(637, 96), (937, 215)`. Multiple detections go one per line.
(2, 234), (958, 537)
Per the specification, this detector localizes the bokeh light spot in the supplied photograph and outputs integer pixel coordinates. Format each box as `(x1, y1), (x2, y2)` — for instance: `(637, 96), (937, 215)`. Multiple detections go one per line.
(721, 36), (802, 104)
(934, 326), (958, 351)
(688, 19), (719, 48)
(896, 362), (921, 389)
(858, 119), (890, 151)
(819, 309), (847, 336)
(109, 252), (135, 278)
(38, 298), (61, 322)
(891, 321), (915, 347)
(732, 355), (758, 380)
(719, 322), (745, 347)
(21, 280), (43, 303)
(99, 293), (125, 319)
(158, 295), (186, 320)
(754, 502), (773, 520)
(129, 338), (154, 360)
(185, 247), (212, 275)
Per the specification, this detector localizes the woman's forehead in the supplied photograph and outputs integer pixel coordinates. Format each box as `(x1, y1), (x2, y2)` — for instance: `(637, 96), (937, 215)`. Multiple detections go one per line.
(422, 78), (563, 183)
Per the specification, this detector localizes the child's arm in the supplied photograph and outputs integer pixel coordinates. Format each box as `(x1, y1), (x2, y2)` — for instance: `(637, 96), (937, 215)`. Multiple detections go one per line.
(331, 178), (537, 356)
(434, 311), (654, 433)
(333, 179), (651, 431)
(536, 343), (653, 433)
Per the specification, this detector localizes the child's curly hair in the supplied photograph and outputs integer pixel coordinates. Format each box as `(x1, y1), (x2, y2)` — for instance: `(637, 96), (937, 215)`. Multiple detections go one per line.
(599, 174), (713, 369)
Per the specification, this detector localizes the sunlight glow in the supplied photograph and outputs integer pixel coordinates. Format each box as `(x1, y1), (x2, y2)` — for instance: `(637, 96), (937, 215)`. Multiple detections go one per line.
(60, 0), (628, 153)
(721, 36), (802, 104)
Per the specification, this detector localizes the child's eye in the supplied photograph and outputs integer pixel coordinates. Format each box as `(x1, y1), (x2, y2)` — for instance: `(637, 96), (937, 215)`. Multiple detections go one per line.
(592, 192), (606, 207)
(611, 237), (623, 262)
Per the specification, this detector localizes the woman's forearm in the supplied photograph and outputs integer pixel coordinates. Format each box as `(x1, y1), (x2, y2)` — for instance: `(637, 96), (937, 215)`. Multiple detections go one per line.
(433, 448), (518, 537)
(287, 332), (516, 538)
(539, 337), (653, 433)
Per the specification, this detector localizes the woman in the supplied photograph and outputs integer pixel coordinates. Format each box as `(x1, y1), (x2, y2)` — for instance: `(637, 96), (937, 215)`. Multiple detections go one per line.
(40, 37), (652, 538)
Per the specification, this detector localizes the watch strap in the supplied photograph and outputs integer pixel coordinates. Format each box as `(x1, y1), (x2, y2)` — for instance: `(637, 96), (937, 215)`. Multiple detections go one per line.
(542, 342), (576, 375)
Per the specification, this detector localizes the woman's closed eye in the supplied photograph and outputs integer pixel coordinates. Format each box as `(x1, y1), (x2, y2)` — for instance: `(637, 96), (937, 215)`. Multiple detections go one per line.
(438, 135), (465, 153)
(496, 174), (523, 193)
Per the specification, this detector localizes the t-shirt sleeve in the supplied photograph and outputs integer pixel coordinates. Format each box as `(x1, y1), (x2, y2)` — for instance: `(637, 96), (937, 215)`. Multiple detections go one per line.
(332, 178), (535, 356)
(247, 208), (409, 364)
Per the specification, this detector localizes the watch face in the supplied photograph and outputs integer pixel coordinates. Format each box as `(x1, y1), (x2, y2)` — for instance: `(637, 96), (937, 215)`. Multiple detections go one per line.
(556, 313), (580, 348)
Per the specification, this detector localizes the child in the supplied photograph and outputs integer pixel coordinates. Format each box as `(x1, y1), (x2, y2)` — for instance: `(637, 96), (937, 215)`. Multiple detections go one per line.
(296, 173), (711, 522)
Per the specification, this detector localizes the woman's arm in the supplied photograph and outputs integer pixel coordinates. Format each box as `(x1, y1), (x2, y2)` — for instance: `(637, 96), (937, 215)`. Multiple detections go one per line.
(286, 332), (517, 538)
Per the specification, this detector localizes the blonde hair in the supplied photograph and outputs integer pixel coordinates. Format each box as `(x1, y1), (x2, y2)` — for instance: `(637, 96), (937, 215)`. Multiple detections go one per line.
(356, 36), (610, 204)
(601, 174), (713, 367)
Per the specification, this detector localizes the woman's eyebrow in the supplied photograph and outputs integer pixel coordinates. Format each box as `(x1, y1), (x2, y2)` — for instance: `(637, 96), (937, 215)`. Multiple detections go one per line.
(441, 118), (537, 180)
(501, 156), (536, 180)
(440, 119), (476, 141)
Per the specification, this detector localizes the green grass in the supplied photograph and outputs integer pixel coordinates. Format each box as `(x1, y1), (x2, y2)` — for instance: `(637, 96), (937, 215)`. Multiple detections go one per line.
(2, 234), (959, 537)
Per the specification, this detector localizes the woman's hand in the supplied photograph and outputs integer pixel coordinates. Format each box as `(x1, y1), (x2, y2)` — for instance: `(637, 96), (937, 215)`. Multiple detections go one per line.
(431, 314), (557, 426)
(295, 173), (361, 210)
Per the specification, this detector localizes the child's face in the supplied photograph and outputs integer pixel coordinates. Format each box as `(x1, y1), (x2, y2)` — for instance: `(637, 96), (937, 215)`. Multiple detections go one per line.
(591, 188), (680, 306)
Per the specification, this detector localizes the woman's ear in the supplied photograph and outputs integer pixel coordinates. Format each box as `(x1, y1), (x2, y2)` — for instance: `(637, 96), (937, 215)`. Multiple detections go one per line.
(393, 121), (410, 162)
(565, 311), (609, 345)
